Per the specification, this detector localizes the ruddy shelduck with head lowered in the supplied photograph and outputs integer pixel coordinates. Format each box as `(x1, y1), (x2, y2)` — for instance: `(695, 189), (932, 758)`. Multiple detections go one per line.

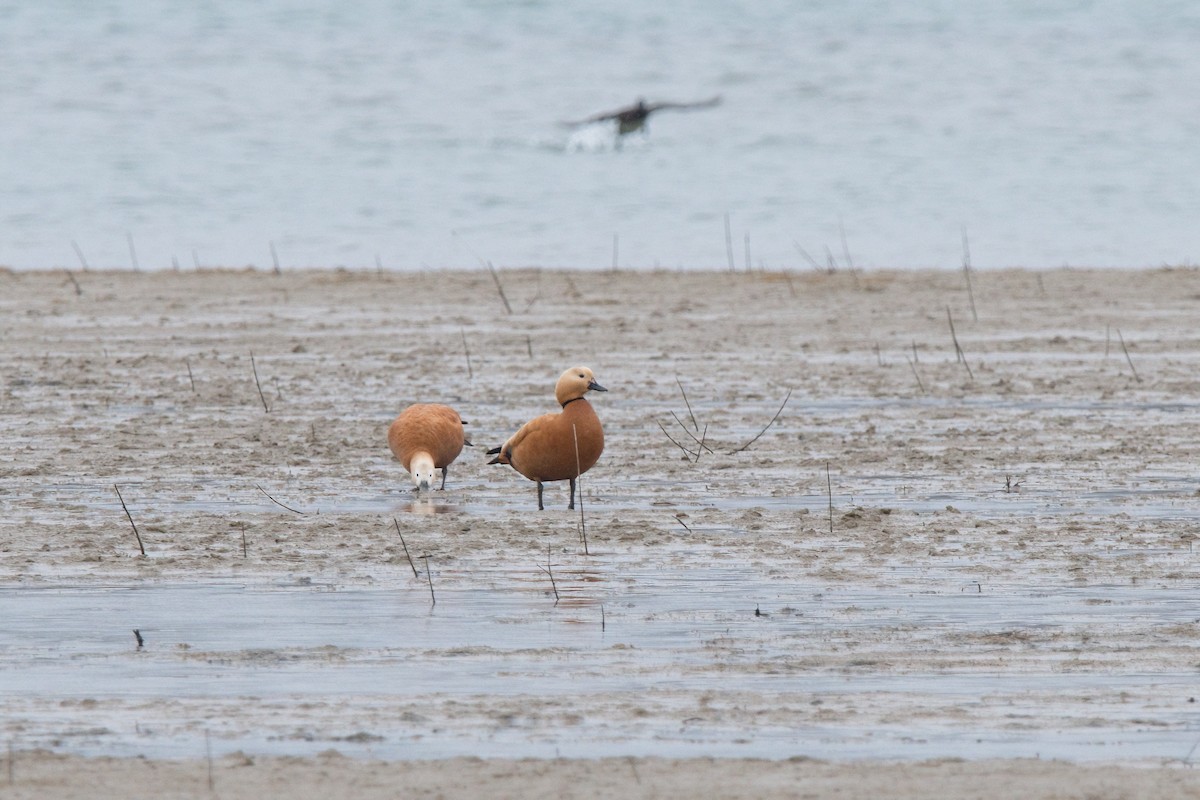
(388, 403), (469, 491)
(487, 366), (607, 510)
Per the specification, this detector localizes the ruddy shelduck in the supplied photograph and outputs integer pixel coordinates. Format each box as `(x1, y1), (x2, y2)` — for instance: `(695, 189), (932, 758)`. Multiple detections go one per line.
(487, 366), (607, 510)
(387, 403), (469, 491)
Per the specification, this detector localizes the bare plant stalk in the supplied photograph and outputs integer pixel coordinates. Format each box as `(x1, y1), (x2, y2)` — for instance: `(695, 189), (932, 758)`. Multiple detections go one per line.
(525, 334), (533, 359)
(114, 484), (145, 556)
(240, 522), (248, 558)
(657, 420), (696, 461)
(250, 352), (270, 412)
(874, 342), (882, 366)
(729, 389), (792, 454)
(487, 261), (513, 314)
(676, 378), (699, 431)
(270, 241), (281, 274)
(133, 629), (144, 648)
(1116, 328), (1141, 382)
(71, 239), (90, 270)
(905, 355), (927, 395)
(724, 212), (735, 271)
(839, 218), (856, 274)
(537, 544), (560, 604)
(962, 226), (978, 321)
(185, 358), (196, 392)
(255, 484), (305, 515)
(601, 604), (606, 632)
(421, 555), (435, 605)
(64, 269), (82, 296)
(793, 241), (823, 272)
(826, 464), (834, 536)
(393, 518), (419, 578)
(573, 423), (588, 555)
(946, 307), (974, 380)
(206, 730), (214, 792)
(460, 328), (473, 379)
(912, 340), (919, 364)
(674, 514), (693, 533)
(127, 232), (139, 270)
(669, 412), (713, 455)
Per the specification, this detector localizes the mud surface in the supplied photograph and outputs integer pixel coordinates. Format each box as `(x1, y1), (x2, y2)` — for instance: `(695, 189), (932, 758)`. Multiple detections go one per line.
(2, 266), (1199, 792)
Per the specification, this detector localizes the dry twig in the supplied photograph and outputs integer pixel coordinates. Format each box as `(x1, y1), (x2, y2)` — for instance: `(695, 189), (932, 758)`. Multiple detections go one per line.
(729, 389), (792, 454)
(114, 484), (145, 556)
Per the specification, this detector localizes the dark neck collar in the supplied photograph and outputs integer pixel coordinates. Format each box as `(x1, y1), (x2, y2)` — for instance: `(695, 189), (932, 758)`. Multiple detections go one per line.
(561, 396), (586, 408)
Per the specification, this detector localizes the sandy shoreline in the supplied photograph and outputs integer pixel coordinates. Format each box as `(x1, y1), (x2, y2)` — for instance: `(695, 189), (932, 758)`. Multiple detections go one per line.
(3, 266), (1200, 796)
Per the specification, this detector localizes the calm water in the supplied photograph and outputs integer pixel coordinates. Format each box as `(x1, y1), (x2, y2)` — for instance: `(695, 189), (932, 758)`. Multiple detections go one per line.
(2, 1), (1199, 270)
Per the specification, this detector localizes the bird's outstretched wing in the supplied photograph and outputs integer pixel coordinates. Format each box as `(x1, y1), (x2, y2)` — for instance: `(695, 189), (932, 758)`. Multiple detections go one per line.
(561, 95), (721, 128)
(642, 95), (722, 114)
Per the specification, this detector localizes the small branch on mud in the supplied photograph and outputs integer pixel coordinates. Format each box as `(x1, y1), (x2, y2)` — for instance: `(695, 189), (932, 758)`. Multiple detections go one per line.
(945, 307), (974, 381)
(670, 412), (714, 455)
(114, 484), (145, 556)
(133, 629), (144, 649)
(487, 261), (513, 315)
(71, 239), (90, 271)
(962, 227), (978, 322)
(460, 328), (473, 380)
(674, 514), (693, 533)
(1116, 328), (1141, 382)
(729, 389), (792, 454)
(793, 240), (823, 272)
(657, 421), (696, 462)
(255, 484), (305, 515)
(64, 269), (83, 296)
(421, 555), (435, 605)
(250, 351), (270, 412)
(825, 464), (834, 536)
(676, 378), (698, 431)
(393, 518), (419, 578)
(537, 544), (560, 604)
(905, 355), (927, 395)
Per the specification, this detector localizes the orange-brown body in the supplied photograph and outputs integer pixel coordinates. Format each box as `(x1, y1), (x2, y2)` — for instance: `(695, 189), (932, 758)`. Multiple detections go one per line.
(488, 366), (607, 510)
(387, 403), (467, 490)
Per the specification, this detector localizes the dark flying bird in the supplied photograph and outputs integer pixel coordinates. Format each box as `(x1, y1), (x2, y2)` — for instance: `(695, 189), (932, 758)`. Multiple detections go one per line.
(565, 95), (722, 137)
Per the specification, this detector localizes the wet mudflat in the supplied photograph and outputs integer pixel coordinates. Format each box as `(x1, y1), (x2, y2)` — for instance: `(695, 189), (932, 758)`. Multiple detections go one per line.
(2, 266), (1199, 777)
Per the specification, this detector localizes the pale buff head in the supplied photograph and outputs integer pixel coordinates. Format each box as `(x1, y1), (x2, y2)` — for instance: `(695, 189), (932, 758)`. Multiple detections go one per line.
(555, 366), (607, 406)
(409, 451), (436, 491)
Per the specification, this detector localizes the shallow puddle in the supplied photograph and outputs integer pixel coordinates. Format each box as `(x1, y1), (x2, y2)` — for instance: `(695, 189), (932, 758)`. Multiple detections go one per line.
(3, 572), (1198, 761)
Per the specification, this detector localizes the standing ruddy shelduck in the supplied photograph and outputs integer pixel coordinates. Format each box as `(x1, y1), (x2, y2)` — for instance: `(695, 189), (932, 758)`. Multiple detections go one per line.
(387, 404), (469, 491)
(487, 366), (607, 510)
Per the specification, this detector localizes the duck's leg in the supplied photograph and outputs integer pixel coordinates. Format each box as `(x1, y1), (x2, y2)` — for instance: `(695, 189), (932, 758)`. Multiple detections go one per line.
(536, 480), (544, 511)
(568, 477), (576, 510)
(439, 467), (448, 491)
